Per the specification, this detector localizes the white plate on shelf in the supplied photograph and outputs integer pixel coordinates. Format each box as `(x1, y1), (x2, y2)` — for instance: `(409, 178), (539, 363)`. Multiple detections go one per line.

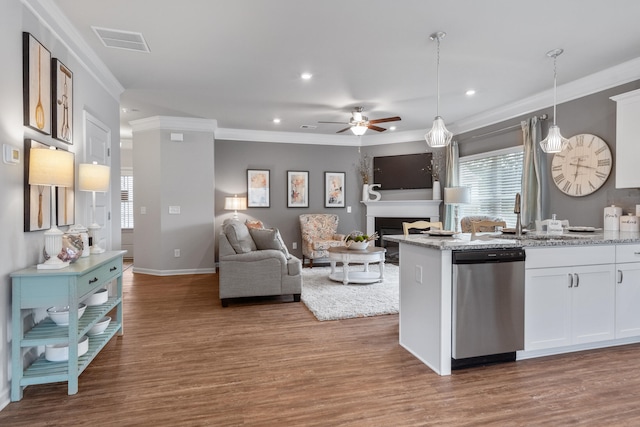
(501, 228), (528, 234)
(423, 230), (456, 237)
(567, 226), (597, 232)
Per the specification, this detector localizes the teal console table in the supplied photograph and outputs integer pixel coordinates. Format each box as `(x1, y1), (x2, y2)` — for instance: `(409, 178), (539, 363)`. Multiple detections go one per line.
(10, 251), (125, 401)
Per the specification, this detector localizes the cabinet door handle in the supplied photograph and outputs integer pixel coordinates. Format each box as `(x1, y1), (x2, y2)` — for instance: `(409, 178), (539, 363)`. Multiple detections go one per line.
(110, 266), (117, 272)
(618, 269), (624, 284)
(568, 273), (573, 288)
(574, 273), (579, 287)
(89, 277), (98, 284)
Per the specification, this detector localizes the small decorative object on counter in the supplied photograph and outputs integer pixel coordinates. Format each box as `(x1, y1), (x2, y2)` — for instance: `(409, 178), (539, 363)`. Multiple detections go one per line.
(43, 233), (83, 263)
(604, 205), (622, 231)
(620, 213), (639, 232)
(68, 224), (90, 258)
(432, 180), (441, 200)
(367, 184), (382, 201)
(547, 214), (563, 234)
(343, 231), (379, 250)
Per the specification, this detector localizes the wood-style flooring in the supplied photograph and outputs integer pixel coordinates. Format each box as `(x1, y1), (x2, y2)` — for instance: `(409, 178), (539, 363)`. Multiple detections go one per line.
(2, 267), (640, 426)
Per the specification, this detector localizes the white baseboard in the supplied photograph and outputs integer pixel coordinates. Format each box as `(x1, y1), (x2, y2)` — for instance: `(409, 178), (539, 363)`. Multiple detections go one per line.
(131, 267), (216, 276)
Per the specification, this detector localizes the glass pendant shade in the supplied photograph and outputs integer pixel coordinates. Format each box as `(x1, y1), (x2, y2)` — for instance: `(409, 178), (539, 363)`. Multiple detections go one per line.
(425, 116), (453, 148)
(539, 124), (568, 153)
(351, 124), (368, 136)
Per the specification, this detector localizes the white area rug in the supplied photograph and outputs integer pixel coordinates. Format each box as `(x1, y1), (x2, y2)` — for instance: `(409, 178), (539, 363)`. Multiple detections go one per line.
(301, 263), (399, 321)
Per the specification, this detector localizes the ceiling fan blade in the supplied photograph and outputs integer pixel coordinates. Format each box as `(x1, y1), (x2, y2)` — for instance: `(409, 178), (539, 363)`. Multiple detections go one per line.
(369, 116), (401, 124)
(336, 127), (352, 133)
(318, 121), (350, 124)
(368, 125), (386, 132)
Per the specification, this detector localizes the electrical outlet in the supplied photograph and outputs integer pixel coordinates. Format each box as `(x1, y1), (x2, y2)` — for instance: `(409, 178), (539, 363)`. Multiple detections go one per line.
(174, 249), (180, 257)
(347, 206), (352, 213)
(415, 265), (423, 284)
(292, 242), (297, 250)
(140, 206), (147, 215)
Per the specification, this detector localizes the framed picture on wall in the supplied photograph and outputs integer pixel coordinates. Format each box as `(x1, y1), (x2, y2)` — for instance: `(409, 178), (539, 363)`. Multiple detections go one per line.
(23, 32), (52, 135)
(24, 139), (52, 232)
(324, 171), (345, 208)
(52, 58), (73, 144)
(247, 169), (270, 207)
(287, 170), (309, 208)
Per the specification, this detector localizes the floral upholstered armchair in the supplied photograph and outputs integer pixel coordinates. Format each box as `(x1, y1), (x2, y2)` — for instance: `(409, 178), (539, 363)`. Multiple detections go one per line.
(299, 214), (346, 268)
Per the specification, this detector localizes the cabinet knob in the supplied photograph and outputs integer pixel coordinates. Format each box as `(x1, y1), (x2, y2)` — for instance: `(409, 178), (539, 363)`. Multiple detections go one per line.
(89, 277), (98, 284)
(110, 266), (117, 272)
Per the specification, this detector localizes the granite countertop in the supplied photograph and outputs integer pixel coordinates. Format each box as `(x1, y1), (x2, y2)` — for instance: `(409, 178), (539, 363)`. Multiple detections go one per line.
(383, 230), (640, 251)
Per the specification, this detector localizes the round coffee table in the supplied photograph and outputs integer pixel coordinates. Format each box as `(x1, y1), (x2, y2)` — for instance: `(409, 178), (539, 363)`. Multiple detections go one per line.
(327, 246), (386, 285)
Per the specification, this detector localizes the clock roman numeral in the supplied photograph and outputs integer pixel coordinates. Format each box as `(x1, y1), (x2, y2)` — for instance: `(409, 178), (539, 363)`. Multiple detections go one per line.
(552, 165), (563, 171)
(595, 146), (607, 155)
(588, 135), (596, 147)
(576, 135), (584, 147)
(598, 158), (611, 167)
(595, 171), (607, 180)
(563, 181), (572, 192)
(554, 173), (565, 184)
(567, 142), (574, 151)
(589, 180), (596, 190)
(575, 184), (582, 195)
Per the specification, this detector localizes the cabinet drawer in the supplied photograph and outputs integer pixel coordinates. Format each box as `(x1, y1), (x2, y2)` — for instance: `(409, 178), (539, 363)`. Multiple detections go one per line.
(77, 260), (122, 298)
(526, 245), (615, 269)
(616, 244), (640, 264)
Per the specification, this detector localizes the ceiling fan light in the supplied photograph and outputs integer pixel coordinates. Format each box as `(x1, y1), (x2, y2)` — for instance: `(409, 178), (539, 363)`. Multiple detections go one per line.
(425, 116), (452, 148)
(540, 125), (568, 153)
(351, 124), (368, 136)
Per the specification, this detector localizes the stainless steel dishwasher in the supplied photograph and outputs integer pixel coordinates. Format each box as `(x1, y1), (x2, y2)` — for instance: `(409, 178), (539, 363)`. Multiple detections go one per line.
(451, 248), (525, 369)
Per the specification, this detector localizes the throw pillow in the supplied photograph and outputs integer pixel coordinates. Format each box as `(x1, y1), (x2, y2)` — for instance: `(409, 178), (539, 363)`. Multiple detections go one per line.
(249, 228), (291, 259)
(245, 219), (264, 229)
(223, 219), (257, 254)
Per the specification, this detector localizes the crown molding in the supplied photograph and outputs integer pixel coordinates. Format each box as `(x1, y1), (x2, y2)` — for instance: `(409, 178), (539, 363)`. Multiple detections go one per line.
(23, 0), (124, 102)
(130, 116), (218, 133)
(214, 128), (363, 145)
(450, 56), (640, 135)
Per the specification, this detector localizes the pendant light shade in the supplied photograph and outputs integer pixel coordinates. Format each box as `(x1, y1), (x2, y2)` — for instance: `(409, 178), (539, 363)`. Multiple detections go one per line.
(540, 48), (568, 153)
(425, 31), (452, 148)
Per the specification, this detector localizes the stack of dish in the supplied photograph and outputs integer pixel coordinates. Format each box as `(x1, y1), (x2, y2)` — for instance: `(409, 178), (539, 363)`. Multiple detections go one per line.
(88, 316), (111, 336)
(45, 335), (89, 362)
(47, 304), (87, 326)
(84, 288), (108, 306)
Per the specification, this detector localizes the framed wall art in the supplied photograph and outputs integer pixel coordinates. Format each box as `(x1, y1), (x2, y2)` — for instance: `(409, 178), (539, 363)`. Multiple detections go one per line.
(23, 32), (51, 135)
(324, 171), (345, 208)
(247, 169), (270, 207)
(52, 59), (73, 144)
(24, 139), (52, 232)
(287, 170), (309, 208)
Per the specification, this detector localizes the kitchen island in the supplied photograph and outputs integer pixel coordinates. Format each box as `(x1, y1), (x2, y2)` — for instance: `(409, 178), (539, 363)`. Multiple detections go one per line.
(384, 230), (640, 375)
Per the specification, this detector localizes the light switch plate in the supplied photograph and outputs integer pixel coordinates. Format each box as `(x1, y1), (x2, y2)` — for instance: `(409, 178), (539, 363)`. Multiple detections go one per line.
(169, 205), (181, 214)
(3, 144), (20, 165)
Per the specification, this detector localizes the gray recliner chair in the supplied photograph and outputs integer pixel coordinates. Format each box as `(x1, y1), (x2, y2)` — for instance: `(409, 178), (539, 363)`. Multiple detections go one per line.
(218, 219), (302, 307)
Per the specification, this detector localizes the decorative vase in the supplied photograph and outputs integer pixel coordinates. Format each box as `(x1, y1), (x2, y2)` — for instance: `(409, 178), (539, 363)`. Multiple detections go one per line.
(362, 184), (369, 202)
(432, 180), (441, 200)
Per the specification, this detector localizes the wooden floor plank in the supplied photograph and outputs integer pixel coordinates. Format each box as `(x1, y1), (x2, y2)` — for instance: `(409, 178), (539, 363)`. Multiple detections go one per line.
(3, 267), (640, 426)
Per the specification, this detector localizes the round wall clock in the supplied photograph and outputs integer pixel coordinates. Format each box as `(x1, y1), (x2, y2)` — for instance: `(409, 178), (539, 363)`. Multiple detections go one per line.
(550, 133), (612, 197)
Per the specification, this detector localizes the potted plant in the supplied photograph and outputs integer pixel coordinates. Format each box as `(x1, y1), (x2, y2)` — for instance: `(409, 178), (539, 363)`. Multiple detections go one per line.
(343, 231), (379, 250)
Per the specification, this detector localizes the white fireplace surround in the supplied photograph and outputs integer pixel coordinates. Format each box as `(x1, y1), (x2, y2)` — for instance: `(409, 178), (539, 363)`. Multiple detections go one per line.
(363, 200), (442, 236)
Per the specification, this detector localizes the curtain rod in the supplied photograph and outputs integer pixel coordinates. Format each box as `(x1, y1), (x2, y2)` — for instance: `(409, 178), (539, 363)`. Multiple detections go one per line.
(460, 114), (548, 142)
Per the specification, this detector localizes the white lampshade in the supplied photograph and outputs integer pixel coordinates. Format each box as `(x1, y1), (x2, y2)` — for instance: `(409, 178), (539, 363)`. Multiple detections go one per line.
(29, 147), (74, 187)
(425, 116), (453, 148)
(540, 125), (568, 153)
(224, 195), (247, 211)
(444, 186), (471, 205)
(351, 124), (368, 136)
(78, 163), (110, 192)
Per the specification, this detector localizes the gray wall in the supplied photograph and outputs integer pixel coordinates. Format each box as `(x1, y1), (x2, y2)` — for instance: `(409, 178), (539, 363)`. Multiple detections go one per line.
(0, 0), (121, 407)
(454, 80), (640, 228)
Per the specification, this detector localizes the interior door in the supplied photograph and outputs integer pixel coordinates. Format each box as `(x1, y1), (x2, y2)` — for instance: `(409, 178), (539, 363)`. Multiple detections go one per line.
(83, 111), (112, 251)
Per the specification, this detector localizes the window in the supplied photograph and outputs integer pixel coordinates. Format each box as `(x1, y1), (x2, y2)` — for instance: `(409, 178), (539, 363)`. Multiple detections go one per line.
(121, 175), (134, 229)
(458, 147), (523, 227)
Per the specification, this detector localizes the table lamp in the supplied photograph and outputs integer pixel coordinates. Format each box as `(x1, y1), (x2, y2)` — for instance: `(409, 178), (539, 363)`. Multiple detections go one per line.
(444, 186), (471, 233)
(78, 162), (110, 254)
(225, 195), (247, 220)
(29, 147), (74, 269)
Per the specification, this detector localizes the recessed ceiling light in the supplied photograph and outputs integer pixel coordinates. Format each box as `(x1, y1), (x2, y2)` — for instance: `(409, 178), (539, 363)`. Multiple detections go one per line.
(300, 72), (312, 80)
(466, 89), (476, 96)
(273, 118), (281, 124)
(389, 126), (397, 131)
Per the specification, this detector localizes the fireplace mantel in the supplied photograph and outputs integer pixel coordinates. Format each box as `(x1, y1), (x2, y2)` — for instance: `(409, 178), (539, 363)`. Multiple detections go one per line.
(363, 200), (442, 235)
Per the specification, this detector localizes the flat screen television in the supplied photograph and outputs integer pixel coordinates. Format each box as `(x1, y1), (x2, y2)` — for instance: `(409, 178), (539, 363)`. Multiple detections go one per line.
(373, 153), (433, 190)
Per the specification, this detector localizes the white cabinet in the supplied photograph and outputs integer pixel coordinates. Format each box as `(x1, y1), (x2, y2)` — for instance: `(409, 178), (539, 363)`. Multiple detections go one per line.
(611, 88), (640, 189)
(525, 246), (616, 351)
(615, 244), (640, 338)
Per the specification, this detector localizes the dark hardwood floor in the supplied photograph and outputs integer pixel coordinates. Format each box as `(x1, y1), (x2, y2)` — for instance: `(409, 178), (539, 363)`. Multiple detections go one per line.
(2, 267), (640, 426)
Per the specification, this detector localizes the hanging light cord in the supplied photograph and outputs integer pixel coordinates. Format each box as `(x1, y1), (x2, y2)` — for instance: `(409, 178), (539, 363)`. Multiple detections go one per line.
(435, 35), (441, 117)
(552, 54), (558, 126)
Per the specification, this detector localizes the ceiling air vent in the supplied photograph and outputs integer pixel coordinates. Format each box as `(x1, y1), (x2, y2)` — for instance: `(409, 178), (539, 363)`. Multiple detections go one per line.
(300, 125), (317, 130)
(92, 26), (150, 53)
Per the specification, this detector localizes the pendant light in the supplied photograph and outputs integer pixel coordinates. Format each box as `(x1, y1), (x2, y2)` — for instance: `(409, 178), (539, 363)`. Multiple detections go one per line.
(540, 48), (568, 153)
(425, 31), (452, 148)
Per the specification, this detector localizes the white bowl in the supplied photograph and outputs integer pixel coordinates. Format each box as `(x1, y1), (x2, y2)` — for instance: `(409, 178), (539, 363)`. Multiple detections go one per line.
(347, 241), (369, 250)
(47, 304), (87, 326)
(45, 335), (89, 362)
(84, 288), (108, 306)
(88, 316), (111, 336)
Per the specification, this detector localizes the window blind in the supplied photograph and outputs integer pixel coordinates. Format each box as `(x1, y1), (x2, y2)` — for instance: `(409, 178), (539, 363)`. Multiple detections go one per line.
(120, 175), (134, 229)
(458, 147), (523, 227)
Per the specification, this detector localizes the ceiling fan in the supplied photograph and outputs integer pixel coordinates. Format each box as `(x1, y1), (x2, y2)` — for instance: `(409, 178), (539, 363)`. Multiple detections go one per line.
(318, 107), (401, 135)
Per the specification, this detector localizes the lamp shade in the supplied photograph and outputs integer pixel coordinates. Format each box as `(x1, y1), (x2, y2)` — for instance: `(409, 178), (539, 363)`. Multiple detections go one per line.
(29, 147), (74, 187)
(224, 196), (247, 211)
(444, 186), (471, 205)
(78, 163), (110, 192)
(351, 125), (368, 136)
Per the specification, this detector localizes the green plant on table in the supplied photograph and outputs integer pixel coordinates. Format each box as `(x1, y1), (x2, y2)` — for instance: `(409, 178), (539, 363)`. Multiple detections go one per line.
(344, 230), (379, 243)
